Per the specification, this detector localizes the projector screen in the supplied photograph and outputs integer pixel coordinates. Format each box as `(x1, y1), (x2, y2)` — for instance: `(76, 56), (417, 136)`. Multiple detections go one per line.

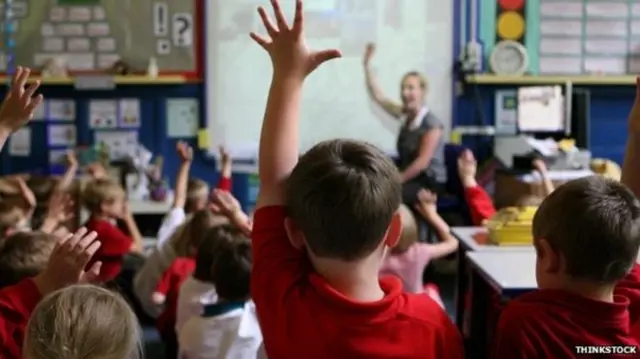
(205, 0), (452, 159)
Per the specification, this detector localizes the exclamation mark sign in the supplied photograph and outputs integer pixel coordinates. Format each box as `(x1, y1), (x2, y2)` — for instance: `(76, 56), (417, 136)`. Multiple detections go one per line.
(154, 2), (168, 36)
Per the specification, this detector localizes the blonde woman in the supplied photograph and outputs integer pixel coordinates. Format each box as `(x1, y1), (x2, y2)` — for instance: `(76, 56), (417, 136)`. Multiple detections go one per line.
(24, 284), (142, 359)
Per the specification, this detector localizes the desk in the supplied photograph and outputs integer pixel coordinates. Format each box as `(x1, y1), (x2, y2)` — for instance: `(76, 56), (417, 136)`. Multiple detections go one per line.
(452, 227), (533, 330)
(465, 251), (537, 359)
(129, 199), (172, 214)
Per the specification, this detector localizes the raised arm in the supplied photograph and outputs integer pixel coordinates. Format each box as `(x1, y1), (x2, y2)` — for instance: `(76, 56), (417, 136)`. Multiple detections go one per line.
(55, 150), (79, 192)
(363, 43), (403, 119)
(622, 77), (640, 197)
(532, 159), (554, 196)
(458, 150), (496, 225)
(250, 0), (341, 207)
(172, 141), (192, 209)
(14, 177), (36, 219)
(0, 67), (43, 151)
(415, 190), (458, 259)
(217, 146), (232, 191)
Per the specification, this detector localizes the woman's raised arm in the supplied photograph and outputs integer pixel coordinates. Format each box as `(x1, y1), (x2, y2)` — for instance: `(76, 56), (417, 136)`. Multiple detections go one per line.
(363, 43), (403, 119)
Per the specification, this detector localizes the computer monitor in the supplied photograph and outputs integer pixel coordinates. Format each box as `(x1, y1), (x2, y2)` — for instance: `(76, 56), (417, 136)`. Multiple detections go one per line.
(517, 85), (565, 133)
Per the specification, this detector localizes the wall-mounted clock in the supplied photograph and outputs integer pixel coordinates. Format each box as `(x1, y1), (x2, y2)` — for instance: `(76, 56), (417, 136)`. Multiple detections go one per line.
(490, 40), (529, 75)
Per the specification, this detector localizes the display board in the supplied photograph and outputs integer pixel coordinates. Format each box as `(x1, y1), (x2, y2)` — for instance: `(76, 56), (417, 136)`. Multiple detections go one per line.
(205, 0), (453, 158)
(0, 0), (199, 75)
(480, 0), (640, 75)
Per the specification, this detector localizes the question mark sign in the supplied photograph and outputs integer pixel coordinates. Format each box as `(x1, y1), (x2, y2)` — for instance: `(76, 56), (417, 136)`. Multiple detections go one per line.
(176, 16), (188, 45)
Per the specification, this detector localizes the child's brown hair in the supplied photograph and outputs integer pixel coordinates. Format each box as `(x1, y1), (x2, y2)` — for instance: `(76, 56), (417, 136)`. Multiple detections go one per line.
(24, 284), (141, 359)
(208, 225), (252, 301)
(169, 209), (228, 257)
(391, 204), (419, 254)
(82, 178), (125, 213)
(532, 176), (640, 283)
(186, 178), (209, 212)
(286, 140), (401, 261)
(0, 200), (26, 236)
(0, 231), (57, 288)
(193, 223), (247, 283)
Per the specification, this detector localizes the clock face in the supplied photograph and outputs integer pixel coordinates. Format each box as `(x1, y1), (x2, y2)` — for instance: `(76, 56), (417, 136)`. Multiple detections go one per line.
(497, 47), (524, 73)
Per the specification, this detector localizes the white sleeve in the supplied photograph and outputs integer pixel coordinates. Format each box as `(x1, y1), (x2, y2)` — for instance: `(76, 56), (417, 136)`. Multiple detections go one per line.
(157, 207), (186, 247)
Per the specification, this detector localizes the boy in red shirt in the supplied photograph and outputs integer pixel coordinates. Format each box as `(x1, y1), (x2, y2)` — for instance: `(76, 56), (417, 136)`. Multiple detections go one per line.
(246, 2), (463, 358)
(491, 176), (640, 358)
(83, 178), (144, 282)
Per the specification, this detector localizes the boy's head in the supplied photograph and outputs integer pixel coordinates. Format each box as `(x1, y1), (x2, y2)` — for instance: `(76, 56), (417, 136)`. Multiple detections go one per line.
(24, 284), (141, 359)
(193, 223), (246, 282)
(532, 176), (640, 289)
(82, 178), (126, 218)
(0, 200), (28, 238)
(186, 178), (209, 213)
(208, 225), (252, 301)
(285, 139), (402, 262)
(391, 204), (418, 254)
(0, 231), (57, 288)
(170, 209), (227, 257)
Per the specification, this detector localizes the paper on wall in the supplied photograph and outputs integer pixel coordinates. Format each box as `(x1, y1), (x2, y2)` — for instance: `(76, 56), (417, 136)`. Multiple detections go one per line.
(166, 98), (198, 137)
(94, 131), (138, 160)
(9, 127), (31, 156)
(49, 149), (67, 164)
(48, 99), (76, 121)
(89, 100), (118, 129)
(119, 98), (141, 128)
(48, 124), (77, 146)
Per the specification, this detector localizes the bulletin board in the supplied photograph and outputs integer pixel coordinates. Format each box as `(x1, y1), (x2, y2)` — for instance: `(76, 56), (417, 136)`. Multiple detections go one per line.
(0, 0), (201, 77)
(479, 0), (640, 75)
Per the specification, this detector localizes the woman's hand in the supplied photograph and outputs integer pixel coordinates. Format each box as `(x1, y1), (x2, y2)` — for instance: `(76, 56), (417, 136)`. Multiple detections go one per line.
(363, 43), (375, 67)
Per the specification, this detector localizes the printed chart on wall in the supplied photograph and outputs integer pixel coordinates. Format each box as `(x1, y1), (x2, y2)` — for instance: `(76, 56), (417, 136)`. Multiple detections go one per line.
(0, 0), (197, 74)
(537, 0), (640, 74)
(206, 0), (453, 158)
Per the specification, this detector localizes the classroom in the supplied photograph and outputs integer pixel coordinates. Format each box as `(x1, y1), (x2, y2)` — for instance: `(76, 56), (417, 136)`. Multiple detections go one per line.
(0, 0), (639, 358)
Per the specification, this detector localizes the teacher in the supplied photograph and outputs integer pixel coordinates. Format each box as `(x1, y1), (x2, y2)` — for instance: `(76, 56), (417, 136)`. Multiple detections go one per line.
(363, 43), (447, 205)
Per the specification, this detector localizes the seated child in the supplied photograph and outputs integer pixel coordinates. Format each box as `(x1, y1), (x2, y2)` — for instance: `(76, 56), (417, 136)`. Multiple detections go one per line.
(0, 201), (29, 239)
(134, 142), (231, 317)
(0, 231), (57, 289)
(179, 225), (261, 359)
(458, 149), (546, 225)
(23, 284), (141, 359)
(151, 209), (224, 358)
(83, 178), (144, 282)
(248, 3), (462, 357)
(380, 190), (458, 306)
(0, 226), (102, 359)
(491, 176), (640, 358)
(175, 227), (225, 334)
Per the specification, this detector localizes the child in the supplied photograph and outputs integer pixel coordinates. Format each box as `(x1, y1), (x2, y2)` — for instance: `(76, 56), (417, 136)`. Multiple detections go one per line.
(23, 284), (142, 359)
(248, 2), (462, 357)
(134, 143), (232, 317)
(179, 225), (261, 359)
(152, 209), (222, 358)
(380, 189), (458, 306)
(0, 231), (57, 288)
(491, 176), (640, 358)
(0, 201), (29, 238)
(83, 178), (144, 282)
(458, 149), (546, 225)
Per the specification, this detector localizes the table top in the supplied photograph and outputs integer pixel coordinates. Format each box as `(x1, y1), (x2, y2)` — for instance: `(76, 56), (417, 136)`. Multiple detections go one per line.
(452, 226), (534, 252)
(467, 251), (537, 294)
(129, 199), (172, 214)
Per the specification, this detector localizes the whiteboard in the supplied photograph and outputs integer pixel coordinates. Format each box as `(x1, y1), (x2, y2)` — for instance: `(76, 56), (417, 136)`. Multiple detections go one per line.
(205, 0), (453, 159)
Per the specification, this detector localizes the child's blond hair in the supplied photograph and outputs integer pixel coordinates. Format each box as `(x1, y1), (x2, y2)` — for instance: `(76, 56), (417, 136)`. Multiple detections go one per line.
(391, 204), (419, 254)
(24, 284), (141, 359)
(0, 231), (57, 288)
(186, 178), (209, 212)
(82, 178), (125, 213)
(0, 200), (26, 236)
(169, 209), (228, 257)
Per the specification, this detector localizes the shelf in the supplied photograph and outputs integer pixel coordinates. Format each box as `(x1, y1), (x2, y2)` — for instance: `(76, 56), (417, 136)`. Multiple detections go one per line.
(466, 74), (637, 86)
(0, 75), (199, 85)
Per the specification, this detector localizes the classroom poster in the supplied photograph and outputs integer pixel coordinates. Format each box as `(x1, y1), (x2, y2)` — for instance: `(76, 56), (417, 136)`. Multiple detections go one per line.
(9, 127), (31, 156)
(94, 131), (138, 160)
(166, 98), (199, 137)
(48, 124), (77, 146)
(89, 100), (118, 129)
(119, 98), (141, 128)
(48, 99), (76, 121)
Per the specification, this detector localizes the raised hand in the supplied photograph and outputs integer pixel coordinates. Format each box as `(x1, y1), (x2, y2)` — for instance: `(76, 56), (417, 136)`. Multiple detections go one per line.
(415, 189), (438, 216)
(0, 67), (43, 135)
(363, 43), (376, 66)
(249, 0), (341, 79)
(532, 158), (548, 174)
(176, 141), (193, 162)
(47, 191), (74, 223)
(210, 189), (242, 217)
(457, 149), (477, 180)
(219, 145), (230, 165)
(65, 149), (78, 168)
(32, 227), (102, 295)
